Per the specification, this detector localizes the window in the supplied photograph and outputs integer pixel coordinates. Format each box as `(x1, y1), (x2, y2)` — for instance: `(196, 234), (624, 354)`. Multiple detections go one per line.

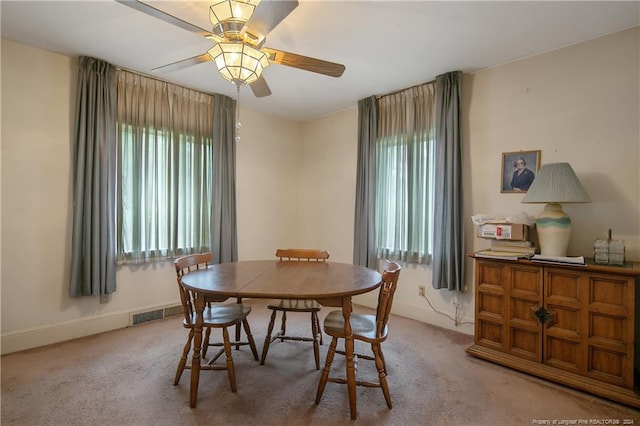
(374, 84), (436, 264)
(115, 70), (215, 263)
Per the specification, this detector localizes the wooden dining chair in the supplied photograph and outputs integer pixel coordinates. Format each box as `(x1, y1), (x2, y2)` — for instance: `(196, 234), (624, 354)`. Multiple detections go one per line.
(314, 259), (401, 409)
(260, 248), (330, 370)
(173, 253), (259, 390)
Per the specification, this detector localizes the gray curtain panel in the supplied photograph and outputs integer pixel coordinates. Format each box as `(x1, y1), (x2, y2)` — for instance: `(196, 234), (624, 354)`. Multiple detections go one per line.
(115, 71), (216, 263)
(432, 71), (465, 291)
(375, 83), (435, 264)
(210, 94), (239, 264)
(353, 96), (378, 269)
(69, 57), (117, 297)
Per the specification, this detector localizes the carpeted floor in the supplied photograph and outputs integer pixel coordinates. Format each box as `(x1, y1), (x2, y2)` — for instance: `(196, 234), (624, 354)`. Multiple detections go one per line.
(2, 299), (639, 426)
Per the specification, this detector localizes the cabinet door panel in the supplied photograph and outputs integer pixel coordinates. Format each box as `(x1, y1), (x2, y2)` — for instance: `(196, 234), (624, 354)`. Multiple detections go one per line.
(511, 298), (539, 324)
(478, 321), (504, 350)
(548, 304), (580, 336)
(475, 261), (507, 351)
(589, 346), (626, 385)
(590, 277), (628, 313)
(477, 261), (505, 289)
(507, 265), (543, 361)
(512, 268), (540, 294)
(475, 261), (543, 360)
(545, 336), (580, 373)
(586, 274), (634, 388)
(590, 312), (627, 344)
(510, 328), (539, 360)
(544, 270), (586, 374)
(546, 270), (580, 302)
(544, 269), (635, 389)
(478, 292), (503, 316)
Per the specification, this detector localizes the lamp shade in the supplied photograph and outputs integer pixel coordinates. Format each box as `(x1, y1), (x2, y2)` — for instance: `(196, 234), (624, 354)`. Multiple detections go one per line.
(521, 162), (591, 204)
(521, 162), (590, 257)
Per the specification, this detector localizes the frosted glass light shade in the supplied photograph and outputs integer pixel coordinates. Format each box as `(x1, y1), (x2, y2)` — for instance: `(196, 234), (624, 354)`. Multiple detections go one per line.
(209, 0), (261, 37)
(208, 42), (269, 86)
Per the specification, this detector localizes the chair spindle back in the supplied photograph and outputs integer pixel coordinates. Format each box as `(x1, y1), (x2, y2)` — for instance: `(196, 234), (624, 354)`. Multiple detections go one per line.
(275, 248), (330, 262)
(174, 253), (213, 325)
(374, 259), (402, 339)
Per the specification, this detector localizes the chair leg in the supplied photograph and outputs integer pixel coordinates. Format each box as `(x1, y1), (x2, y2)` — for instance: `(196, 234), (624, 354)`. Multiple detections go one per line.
(372, 343), (392, 408)
(378, 343), (388, 374)
(315, 336), (338, 404)
(222, 327), (237, 393)
(311, 312), (320, 370)
(235, 323), (242, 350)
(313, 311), (323, 345)
(174, 329), (194, 386)
(235, 297), (242, 350)
(242, 319), (259, 361)
(278, 311), (287, 340)
(260, 309), (278, 365)
(202, 327), (212, 359)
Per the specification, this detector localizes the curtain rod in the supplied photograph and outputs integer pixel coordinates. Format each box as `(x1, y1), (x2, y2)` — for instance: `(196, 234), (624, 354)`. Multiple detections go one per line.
(375, 78), (436, 99)
(114, 65), (219, 97)
(118, 65), (432, 101)
(116, 64), (435, 103)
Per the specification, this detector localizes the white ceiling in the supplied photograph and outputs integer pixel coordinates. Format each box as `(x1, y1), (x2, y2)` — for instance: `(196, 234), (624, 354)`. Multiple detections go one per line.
(2, 1), (639, 122)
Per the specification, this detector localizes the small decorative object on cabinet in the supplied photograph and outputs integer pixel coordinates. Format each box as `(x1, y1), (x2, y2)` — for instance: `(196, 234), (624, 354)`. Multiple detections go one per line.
(467, 254), (640, 408)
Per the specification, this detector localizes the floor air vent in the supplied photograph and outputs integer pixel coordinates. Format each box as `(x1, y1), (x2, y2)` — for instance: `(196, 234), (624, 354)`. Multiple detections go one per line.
(131, 304), (182, 325)
(131, 309), (163, 325)
(163, 305), (183, 318)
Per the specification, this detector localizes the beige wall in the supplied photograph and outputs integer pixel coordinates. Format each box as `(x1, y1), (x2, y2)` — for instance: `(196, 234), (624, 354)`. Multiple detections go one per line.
(465, 27), (640, 261)
(299, 109), (359, 262)
(235, 108), (303, 260)
(0, 40), (302, 353)
(2, 26), (638, 353)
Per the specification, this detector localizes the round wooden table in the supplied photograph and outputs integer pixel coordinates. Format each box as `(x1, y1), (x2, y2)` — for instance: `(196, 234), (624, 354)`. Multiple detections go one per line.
(180, 260), (382, 419)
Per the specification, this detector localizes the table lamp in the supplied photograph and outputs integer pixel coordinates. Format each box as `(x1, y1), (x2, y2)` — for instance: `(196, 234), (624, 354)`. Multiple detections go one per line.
(521, 162), (591, 257)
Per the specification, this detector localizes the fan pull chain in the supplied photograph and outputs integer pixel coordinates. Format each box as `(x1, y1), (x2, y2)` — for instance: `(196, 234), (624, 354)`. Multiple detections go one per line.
(235, 85), (241, 142)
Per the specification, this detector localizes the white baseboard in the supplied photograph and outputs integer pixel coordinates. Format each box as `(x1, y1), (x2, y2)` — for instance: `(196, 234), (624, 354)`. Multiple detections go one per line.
(392, 299), (475, 336)
(353, 294), (474, 336)
(1, 302), (181, 355)
(2, 298), (473, 355)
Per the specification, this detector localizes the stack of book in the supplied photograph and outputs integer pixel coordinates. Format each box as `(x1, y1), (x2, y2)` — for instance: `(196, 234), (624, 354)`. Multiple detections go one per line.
(474, 250), (533, 260)
(490, 240), (536, 255)
(474, 240), (536, 261)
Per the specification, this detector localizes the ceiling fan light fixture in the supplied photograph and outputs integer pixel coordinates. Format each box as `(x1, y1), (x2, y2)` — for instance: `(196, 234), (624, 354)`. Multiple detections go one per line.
(209, 0), (261, 37)
(208, 42), (269, 86)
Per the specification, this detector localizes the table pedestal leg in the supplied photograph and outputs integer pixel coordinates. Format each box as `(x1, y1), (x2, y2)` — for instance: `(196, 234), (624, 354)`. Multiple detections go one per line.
(189, 293), (205, 408)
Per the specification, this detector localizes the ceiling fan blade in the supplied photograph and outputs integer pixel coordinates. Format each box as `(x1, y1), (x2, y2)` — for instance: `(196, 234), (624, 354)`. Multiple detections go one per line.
(151, 53), (212, 74)
(243, 0), (299, 39)
(262, 48), (345, 78)
(115, 0), (220, 41)
(249, 75), (272, 98)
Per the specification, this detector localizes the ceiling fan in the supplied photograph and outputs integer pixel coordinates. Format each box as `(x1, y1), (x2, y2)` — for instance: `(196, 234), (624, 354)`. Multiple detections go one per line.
(116, 0), (346, 98)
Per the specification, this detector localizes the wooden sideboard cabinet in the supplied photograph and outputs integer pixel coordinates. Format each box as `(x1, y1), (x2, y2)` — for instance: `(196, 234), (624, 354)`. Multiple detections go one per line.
(467, 255), (640, 408)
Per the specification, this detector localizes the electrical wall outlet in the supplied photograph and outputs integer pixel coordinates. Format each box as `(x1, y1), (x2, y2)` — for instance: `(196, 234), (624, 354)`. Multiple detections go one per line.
(418, 285), (425, 296)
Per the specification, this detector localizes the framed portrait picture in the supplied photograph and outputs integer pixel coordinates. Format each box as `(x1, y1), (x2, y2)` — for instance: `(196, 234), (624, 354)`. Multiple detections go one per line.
(501, 150), (541, 193)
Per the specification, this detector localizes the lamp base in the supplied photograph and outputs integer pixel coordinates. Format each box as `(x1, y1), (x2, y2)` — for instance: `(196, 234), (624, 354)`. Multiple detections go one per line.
(536, 203), (572, 257)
